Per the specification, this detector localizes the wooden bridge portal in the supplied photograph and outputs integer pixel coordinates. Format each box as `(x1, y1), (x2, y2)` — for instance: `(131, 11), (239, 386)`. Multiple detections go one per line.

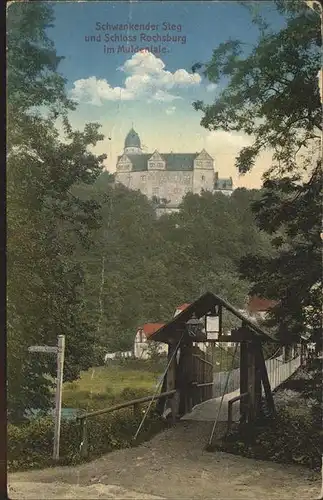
(151, 292), (299, 428)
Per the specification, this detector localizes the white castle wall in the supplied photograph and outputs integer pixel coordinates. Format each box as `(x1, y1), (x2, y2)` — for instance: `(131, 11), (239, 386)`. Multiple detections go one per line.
(116, 170), (194, 207)
(115, 142), (232, 211)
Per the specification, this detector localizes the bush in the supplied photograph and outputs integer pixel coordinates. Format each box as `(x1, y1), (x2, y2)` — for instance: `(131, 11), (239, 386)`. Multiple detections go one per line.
(216, 406), (322, 470)
(8, 417), (80, 471)
(8, 407), (166, 472)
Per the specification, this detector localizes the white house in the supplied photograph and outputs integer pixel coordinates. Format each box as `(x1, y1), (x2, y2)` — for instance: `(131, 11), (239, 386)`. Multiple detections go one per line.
(134, 323), (168, 359)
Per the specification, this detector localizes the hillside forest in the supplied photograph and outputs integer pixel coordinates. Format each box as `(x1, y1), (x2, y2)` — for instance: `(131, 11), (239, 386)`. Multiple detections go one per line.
(73, 176), (273, 355)
(7, 1), (321, 423)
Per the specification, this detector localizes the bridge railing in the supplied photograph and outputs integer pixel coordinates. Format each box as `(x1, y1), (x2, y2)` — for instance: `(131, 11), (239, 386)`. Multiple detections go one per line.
(76, 389), (176, 458)
(266, 355), (301, 391)
(212, 353), (301, 398)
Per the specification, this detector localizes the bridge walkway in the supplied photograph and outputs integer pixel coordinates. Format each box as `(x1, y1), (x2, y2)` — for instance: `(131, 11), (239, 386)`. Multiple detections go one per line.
(183, 355), (301, 422)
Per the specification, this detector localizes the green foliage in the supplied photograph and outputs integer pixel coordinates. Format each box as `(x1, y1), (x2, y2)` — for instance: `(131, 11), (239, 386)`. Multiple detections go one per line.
(218, 402), (321, 470)
(240, 169), (322, 343)
(74, 179), (272, 354)
(7, 3), (106, 422)
(6, 2), (279, 426)
(193, 1), (321, 174)
(192, 1), (322, 344)
(8, 408), (165, 472)
(216, 360), (322, 470)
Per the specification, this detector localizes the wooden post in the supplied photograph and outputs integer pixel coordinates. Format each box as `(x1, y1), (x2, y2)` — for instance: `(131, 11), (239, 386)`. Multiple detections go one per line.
(80, 418), (88, 458)
(282, 346), (287, 362)
(247, 341), (262, 422)
(165, 341), (180, 421)
(166, 342), (177, 393)
(240, 340), (249, 423)
(185, 342), (194, 413)
(256, 344), (276, 417)
(133, 403), (141, 418)
(218, 305), (223, 336)
(177, 341), (194, 415)
(53, 335), (65, 461)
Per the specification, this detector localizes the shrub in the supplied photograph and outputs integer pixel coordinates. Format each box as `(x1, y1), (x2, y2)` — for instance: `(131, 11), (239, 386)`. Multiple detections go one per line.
(217, 406), (322, 470)
(8, 407), (166, 472)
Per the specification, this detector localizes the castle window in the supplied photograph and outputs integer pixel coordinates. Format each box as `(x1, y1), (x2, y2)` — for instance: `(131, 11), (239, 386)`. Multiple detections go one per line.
(174, 188), (181, 194)
(157, 162), (164, 168)
(149, 162), (156, 169)
(141, 175), (146, 182)
(152, 187), (159, 195)
(201, 175), (205, 181)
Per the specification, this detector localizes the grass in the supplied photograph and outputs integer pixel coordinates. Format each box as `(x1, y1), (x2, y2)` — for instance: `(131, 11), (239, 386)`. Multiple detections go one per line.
(62, 347), (240, 412)
(62, 361), (165, 411)
(8, 358), (168, 472)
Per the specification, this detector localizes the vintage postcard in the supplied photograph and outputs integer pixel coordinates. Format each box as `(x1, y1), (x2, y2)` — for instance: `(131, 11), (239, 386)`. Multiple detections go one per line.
(6, 1), (322, 499)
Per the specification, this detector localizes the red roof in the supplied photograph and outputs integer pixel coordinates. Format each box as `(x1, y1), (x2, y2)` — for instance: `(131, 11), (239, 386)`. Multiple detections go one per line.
(138, 323), (165, 338)
(247, 296), (277, 313)
(176, 303), (191, 311)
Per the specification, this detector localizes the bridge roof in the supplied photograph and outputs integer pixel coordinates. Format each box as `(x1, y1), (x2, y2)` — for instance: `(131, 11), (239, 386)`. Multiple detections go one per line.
(149, 291), (277, 344)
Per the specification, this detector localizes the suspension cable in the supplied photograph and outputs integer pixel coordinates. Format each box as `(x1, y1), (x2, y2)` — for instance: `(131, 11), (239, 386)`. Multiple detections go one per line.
(208, 342), (239, 447)
(133, 333), (184, 441)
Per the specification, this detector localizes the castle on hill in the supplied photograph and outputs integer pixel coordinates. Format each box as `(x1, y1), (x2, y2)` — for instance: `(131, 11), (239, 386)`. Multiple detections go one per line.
(115, 128), (233, 215)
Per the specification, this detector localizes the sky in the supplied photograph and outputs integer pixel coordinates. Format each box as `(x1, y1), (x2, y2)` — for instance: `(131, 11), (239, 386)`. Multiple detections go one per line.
(47, 1), (287, 188)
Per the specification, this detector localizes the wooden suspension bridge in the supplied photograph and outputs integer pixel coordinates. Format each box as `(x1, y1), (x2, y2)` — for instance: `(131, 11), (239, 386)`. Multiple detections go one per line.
(77, 291), (305, 457)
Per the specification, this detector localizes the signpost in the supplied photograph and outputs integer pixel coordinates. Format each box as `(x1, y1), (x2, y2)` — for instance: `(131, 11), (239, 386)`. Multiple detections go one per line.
(28, 346), (58, 354)
(28, 335), (65, 461)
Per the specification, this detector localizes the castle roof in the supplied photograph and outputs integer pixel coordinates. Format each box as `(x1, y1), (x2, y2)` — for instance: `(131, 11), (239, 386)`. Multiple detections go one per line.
(125, 128), (141, 149)
(117, 153), (199, 171)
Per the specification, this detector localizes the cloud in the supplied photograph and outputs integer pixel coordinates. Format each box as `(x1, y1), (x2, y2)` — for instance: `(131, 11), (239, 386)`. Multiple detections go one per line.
(70, 51), (201, 106)
(206, 130), (253, 149)
(206, 83), (217, 92)
(165, 106), (176, 115)
(70, 77), (134, 105)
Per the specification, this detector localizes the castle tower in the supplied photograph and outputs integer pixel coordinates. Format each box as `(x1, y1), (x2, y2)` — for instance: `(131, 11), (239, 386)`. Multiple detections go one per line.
(124, 127), (142, 155)
(192, 149), (215, 195)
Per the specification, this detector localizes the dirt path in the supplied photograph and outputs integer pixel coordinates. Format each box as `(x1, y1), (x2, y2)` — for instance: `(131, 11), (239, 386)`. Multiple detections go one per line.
(9, 421), (320, 499)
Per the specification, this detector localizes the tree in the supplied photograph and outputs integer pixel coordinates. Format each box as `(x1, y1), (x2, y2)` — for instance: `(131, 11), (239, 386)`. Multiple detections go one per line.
(72, 176), (180, 354)
(72, 174), (270, 356)
(7, 3), (106, 421)
(156, 189), (272, 308)
(192, 0), (322, 344)
(192, 0), (321, 175)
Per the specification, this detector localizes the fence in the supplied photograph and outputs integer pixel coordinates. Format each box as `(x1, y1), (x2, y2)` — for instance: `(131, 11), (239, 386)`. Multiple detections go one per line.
(77, 389), (176, 458)
(212, 353), (301, 398)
